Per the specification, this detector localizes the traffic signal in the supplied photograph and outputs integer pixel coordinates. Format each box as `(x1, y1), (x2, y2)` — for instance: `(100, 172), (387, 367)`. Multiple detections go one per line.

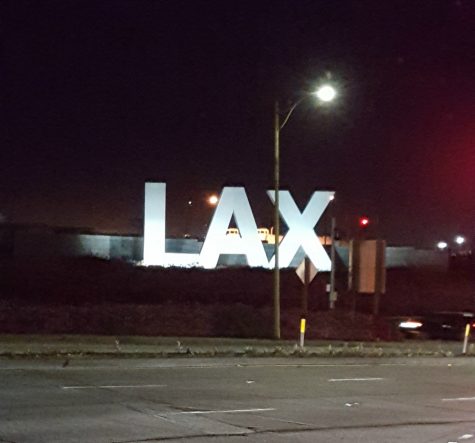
(359, 216), (370, 228)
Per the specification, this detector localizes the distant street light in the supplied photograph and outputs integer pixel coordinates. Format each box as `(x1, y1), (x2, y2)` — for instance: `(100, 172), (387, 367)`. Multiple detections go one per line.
(455, 235), (465, 245)
(437, 241), (448, 250)
(273, 83), (337, 339)
(184, 194), (219, 238)
(208, 195), (219, 206)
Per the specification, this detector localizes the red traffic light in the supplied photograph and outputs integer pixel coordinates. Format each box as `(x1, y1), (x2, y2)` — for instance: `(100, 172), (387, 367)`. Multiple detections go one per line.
(359, 216), (370, 228)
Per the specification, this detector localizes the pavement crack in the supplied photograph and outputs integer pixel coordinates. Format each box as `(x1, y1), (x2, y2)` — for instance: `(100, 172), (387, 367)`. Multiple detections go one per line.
(112, 431), (251, 442)
(112, 419), (475, 442)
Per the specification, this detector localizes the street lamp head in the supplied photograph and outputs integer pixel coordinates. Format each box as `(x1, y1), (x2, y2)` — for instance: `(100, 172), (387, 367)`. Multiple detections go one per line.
(314, 84), (337, 103)
(455, 235), (465, 245)
(208, 195), (219, 206)
(437, 241), (448, 250)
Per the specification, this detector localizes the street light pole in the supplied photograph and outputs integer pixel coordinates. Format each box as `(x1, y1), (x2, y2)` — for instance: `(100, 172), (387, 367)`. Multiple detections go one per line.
(272, 84), (337, 340)
(273, 100), (281, 339)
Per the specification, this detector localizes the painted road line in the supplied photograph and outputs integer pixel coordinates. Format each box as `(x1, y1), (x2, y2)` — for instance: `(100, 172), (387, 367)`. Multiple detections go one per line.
(442, 397), (475, 402)
(62, 384), (167, 389)
(168, 408), (276, 415)
(234, 363), (374, 368)
(328, 377), (384, 382)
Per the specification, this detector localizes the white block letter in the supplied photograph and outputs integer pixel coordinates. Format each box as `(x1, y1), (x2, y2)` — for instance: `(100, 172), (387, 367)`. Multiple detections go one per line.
(143, 182), (199, 267)
(143, 182), (166, 265)
(267, 190), (333, 271)
(199, 187), (268, 269)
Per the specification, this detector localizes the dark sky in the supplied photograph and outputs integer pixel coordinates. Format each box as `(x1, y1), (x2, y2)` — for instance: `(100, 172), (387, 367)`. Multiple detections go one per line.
(2, 0), (474, 246)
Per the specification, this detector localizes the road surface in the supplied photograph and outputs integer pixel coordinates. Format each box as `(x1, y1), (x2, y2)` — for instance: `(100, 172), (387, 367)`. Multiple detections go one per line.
(1, 357), (475, 442)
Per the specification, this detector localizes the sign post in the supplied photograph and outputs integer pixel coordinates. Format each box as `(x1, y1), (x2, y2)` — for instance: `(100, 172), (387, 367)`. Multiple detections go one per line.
(296, 258), (318, 311)
(296, 258), (318, 348)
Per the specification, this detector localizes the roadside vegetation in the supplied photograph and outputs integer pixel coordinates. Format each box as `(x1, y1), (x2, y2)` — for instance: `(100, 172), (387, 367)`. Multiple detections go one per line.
(0, 257), (472, 340)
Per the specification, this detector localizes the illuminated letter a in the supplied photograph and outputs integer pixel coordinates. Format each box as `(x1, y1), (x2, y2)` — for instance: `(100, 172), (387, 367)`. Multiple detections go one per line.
(199, 187), (268, 269)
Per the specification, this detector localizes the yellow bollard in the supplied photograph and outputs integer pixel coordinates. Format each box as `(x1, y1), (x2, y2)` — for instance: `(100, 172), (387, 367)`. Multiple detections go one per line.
(299, 318), (306, 349)
(462, 323), (470, 355)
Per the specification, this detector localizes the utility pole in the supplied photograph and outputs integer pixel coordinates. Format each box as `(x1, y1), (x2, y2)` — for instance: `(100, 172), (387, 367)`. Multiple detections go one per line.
(329, 217), (337, 309)
(272, 84), (337, 339)
(273, 100), (281, 339)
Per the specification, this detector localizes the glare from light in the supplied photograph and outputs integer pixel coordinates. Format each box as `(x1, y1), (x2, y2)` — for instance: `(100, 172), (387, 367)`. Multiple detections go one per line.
(329, 194), (335, 202)
(314, 84), (337, 102)
(359, 216), (370, 227)
(455, 235), (465, 245)
(437, 241), (448, 250)
(399, 321), (423, 329)
(208, 195), (219, 206)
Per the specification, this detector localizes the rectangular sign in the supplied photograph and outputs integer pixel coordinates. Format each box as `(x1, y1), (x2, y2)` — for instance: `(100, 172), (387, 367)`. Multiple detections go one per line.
(349, 239), (386, 294)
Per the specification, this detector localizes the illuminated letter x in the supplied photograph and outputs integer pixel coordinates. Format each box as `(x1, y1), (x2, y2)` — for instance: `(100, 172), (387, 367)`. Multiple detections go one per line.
(267, 190), (334, 271)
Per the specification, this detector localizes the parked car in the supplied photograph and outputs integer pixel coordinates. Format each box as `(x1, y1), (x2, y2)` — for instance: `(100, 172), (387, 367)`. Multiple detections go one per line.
(398, 311), (475, 340)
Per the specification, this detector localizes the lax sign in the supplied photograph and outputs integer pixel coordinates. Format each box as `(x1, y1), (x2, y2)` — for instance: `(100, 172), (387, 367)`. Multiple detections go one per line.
(143, 182), (334, 270)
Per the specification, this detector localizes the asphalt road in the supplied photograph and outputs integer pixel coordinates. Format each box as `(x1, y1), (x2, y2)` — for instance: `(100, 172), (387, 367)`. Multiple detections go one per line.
(1, 357), (475, 442)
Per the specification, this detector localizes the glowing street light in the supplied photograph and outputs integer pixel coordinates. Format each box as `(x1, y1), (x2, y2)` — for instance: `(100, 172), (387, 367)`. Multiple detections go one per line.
(184, 194), (219, 238)
(314, 84), (337, 102)
(437, 241), (448, 250)
(208, 194), (219, 206)
(273, 82), (338, 339)
(455, 235), (465, 245)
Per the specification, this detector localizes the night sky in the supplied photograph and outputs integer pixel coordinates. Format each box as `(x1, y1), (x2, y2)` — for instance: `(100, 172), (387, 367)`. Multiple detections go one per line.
(2, 0), (474, 247)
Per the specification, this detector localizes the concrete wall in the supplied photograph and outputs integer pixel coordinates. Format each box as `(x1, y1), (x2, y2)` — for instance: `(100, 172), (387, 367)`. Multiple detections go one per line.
(58, 234), (111, 259)
(335, 245), (447, 270)
(385, 246), (447, 269)
(3, 225), (447, 270)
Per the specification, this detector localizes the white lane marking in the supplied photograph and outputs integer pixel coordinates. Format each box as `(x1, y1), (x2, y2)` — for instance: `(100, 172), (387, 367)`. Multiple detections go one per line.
(168, 408), (276, 415)
(459, 434), (474, 440)
(379, 363), (411, 366)
(233, 363), (373, 367)
(328, 377), (384, 382)
(62, 384), (166, 389)
(442, 397), (475, 402)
